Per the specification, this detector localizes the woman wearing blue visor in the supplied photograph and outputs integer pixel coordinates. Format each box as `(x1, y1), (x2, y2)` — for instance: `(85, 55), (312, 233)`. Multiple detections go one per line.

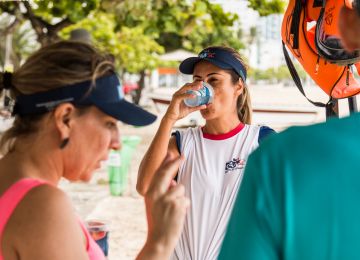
(137, 46), (275, 259)
(0, 41), (189, 260)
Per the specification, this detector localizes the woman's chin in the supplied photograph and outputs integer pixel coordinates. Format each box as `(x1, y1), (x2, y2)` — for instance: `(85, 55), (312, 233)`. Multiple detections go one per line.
(79, 174), (93, 182)
(200, 109), (215, 120)
(78, 169), (96, 182)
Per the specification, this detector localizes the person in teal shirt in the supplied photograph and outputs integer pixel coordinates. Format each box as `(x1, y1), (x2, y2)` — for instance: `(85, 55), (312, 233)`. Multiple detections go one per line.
(219, 114), (360, 259)
(219, 6), (360, 260)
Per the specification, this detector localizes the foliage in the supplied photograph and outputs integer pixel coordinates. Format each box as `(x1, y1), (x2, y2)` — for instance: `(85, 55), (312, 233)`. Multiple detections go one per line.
(116, 26), (164, 73)
(247, 0), (285, 16)
(0, 0), (100, 46)
(33, 0), (99, 23)
(103, 0), (243, 53)
(0, 0), (284, 71)
(1, 0), (286, 103)
(61, 11), (164, 74)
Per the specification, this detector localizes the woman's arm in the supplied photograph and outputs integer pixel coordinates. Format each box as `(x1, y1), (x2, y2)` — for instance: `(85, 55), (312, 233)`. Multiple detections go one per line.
(137, 82), (206, 196)
(137, 116), (179, 196)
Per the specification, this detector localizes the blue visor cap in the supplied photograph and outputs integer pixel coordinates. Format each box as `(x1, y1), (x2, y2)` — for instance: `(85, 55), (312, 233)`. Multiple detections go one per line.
(14, 74), (157, 126)
(179, 48), (247, 82)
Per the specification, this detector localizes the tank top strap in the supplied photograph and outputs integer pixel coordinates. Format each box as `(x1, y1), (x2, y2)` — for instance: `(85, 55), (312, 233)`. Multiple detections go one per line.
(78, 219), (91, 250)
(0, 178), (48, 239)
(0, 178), (49, 260)
(78, 219), (106, 259)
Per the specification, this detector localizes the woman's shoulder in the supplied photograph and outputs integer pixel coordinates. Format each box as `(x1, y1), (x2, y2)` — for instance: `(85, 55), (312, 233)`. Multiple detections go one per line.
(0, 178), (69, 216)
(173, 126), (201, 135)
(4, 182), (87, 259)
(8, 182), (72, 229)
(172, 126), (201, 141)
(258, 125), (276, 134)
(243, 124), (276, 143)
(23, 181), (69, 205)
(258, 125), (276, 143)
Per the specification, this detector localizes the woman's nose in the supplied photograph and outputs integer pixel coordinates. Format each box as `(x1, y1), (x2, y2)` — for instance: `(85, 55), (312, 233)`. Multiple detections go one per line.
(111, 139), (121, 151)
(110, 129), (121, 151)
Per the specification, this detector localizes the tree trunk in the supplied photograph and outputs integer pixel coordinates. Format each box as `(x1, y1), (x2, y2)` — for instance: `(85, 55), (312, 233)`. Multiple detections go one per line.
(133, 70), (146, 105)
(22, 1), (72, 46)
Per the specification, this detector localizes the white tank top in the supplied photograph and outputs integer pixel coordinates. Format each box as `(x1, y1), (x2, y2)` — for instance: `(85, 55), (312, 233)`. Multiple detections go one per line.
(171, 123), (264, 260)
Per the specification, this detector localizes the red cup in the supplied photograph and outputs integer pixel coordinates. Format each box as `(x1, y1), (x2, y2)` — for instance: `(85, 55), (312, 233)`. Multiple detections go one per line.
(85, 220), (109, 256)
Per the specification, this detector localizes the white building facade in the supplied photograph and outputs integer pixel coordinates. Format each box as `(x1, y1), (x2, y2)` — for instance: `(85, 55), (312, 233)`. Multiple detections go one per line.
(210, 0), (285, 70)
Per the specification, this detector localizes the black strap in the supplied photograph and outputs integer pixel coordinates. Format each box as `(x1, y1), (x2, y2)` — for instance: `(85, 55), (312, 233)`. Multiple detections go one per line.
(282, 41), (328, 107)
(171, 131), (181, 182)
(290, 0), (303, 49)
(325, 98), (339, 119)
(312, 0), (323, 8)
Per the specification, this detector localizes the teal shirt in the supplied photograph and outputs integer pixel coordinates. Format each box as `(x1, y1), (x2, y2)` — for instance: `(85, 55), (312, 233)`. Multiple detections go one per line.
(219, 113), (360, 260)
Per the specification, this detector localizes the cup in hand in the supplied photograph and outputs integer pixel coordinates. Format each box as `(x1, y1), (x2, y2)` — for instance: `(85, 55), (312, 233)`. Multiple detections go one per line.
(184, 81), (214, 107)
(85, 219), (109, 256)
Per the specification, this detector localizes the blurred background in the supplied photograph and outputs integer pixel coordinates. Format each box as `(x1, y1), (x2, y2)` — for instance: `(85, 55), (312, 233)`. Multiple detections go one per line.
(1, 0), (359, 259)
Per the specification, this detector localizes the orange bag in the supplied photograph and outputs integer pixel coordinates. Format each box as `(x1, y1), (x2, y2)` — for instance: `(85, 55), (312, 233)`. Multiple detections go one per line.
(282, 0), (360, 105)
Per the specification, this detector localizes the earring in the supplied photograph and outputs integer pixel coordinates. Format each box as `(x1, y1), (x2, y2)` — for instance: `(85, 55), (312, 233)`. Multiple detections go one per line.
(59, 138), (69, 149)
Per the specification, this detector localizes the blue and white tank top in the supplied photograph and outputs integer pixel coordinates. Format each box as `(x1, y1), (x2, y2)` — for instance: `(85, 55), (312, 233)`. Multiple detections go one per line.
(171, 123), (274, 260)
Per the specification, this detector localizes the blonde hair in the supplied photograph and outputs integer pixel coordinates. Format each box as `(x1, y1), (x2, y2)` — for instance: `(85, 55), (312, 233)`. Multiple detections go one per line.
(203, 46), (252, 124)
(0, 41), (115, 153)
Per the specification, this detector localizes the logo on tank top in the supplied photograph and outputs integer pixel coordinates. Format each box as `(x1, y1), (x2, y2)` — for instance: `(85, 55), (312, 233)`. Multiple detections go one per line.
(225, 158), (246, 173)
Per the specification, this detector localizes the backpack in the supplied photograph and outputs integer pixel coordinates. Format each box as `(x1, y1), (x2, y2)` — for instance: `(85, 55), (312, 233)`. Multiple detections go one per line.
(281, 0), (360, 108)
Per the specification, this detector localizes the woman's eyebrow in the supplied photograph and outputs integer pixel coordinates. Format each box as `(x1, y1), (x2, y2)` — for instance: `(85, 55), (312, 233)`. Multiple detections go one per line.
(207, 72), (223, 77)
(193, 72), (223, 79)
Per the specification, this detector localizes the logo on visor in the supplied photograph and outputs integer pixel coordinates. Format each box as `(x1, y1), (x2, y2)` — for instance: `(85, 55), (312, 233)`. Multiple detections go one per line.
(117, 84), (124, 100)
(199, 50), (215, 59)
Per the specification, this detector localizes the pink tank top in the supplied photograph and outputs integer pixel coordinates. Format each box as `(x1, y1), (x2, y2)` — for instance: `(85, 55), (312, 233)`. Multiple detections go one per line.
(0, 178), (105, 260)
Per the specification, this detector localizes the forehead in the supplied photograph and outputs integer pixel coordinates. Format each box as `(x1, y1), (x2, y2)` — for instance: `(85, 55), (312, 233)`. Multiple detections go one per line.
(193, 60), (229, 76)
(80, 106), (114, 121)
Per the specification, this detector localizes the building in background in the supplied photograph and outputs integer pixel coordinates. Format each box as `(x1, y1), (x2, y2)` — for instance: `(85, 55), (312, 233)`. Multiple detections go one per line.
(254, 13), (284, 70)
(150, 49), (195, 89)
(210, 0), (285, 70)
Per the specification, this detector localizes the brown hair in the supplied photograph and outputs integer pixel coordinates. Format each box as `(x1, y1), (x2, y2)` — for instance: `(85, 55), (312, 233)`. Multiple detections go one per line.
(0, 41), (115, 153)
(204, 46), (252, 124)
